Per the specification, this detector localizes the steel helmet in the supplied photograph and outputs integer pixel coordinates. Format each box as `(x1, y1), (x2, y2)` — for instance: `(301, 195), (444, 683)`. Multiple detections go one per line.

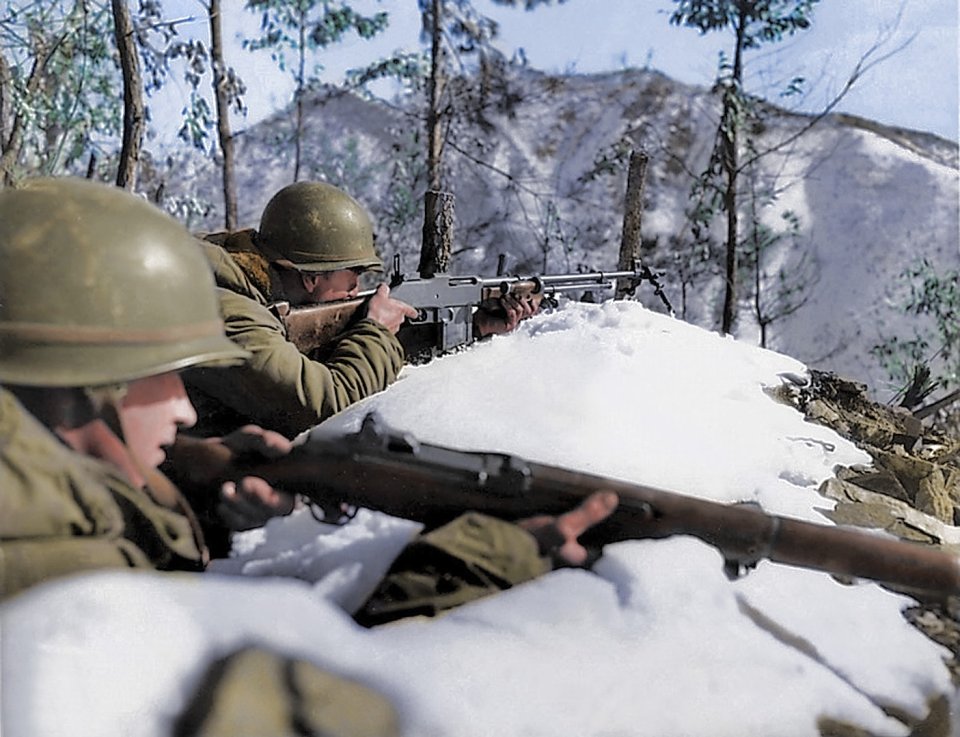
(0, 177), (249, 388)
(257, 181), (383, 272)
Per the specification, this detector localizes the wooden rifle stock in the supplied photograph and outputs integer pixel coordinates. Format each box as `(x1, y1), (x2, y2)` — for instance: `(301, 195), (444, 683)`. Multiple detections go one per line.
(230, 414), (960, 598)
(273, 296), (368, 357)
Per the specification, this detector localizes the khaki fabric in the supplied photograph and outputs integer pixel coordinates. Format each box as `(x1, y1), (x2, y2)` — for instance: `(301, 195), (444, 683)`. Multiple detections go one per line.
(173, 647), (400, 737)
(355, 513), (551, 627)
(183, 237), (404, 439)
(0, 388), (204, 600)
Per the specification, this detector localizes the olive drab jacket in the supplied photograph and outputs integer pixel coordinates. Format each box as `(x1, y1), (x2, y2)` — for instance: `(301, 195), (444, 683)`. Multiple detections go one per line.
(0, 386), (548, 613)
(182, 231), (404, 439)
(0, 388), (204, 600)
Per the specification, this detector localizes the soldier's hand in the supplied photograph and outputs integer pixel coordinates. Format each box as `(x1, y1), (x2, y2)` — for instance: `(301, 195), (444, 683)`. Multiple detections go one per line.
(218, 476), (296, 531)
(215, 426), (297, 530)
(220, 424), (292, 459)
(517, 490), (618, 567)
(473, 294), (540, 338)
(366, 284), (419, 334)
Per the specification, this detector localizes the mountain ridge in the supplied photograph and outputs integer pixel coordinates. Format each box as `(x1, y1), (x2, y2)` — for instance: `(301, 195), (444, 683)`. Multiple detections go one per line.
(149, 63), (960, 398)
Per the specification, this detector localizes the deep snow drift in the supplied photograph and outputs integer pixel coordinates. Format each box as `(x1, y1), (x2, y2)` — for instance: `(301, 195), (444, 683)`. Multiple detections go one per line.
(2, 300), (955, 737)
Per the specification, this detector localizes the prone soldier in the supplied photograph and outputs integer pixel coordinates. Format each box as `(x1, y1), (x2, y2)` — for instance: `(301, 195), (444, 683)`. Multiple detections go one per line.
(183, 181), (536, 440)
(0, 176), (615, 613)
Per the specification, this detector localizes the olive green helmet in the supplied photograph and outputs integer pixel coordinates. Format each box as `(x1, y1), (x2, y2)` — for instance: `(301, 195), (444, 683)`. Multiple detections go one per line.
(257, 181), (383, 272)
(0, 177), (249, 388)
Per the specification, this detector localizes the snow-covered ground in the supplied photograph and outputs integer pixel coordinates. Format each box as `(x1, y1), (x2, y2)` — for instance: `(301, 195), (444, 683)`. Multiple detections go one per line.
(2, 300), (956, 736)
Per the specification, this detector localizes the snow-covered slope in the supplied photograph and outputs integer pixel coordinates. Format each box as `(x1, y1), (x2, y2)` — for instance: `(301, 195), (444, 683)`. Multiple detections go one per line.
(3, 302), (954, 736)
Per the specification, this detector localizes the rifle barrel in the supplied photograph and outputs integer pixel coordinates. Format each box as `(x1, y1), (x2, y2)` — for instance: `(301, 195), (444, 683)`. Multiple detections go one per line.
(270, 416), (960, 599)
(477, 269), (640, 287)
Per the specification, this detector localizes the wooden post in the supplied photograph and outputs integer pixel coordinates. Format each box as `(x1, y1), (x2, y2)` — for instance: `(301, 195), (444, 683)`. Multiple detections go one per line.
(419, 190), (454, 277)
(617, 150), (649, 299)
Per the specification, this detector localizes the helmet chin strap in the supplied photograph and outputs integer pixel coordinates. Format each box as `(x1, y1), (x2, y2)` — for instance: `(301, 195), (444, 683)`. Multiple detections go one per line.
(83, 383), (210, 566)
(83, 383), (129, 440)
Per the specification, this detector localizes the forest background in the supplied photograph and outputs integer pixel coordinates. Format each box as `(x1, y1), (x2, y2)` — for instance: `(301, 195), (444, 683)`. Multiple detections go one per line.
(1, 0), (958, 410)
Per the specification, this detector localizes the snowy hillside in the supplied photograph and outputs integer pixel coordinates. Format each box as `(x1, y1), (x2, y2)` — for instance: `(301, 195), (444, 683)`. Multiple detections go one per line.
(3, 301), (956, 737)
(149, 65), (959, 400)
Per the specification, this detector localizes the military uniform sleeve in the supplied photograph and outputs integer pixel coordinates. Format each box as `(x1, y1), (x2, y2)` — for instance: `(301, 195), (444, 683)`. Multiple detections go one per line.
(354, 513), (551, 627)
(184, 288), (404, 438)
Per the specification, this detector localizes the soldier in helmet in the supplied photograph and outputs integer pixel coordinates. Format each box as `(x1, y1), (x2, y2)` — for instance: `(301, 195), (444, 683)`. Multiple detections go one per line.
(0, 177), (298, 596)
(0, 177), (616, 606)
(181, 181), (536, 441)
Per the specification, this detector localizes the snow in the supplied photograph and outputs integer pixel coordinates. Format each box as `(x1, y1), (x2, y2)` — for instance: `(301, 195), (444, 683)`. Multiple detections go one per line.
(2, 300), (956, 736)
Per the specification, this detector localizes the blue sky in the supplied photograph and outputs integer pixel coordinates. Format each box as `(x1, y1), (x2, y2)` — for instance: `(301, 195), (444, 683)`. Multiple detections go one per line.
(161, 0), (958, 144)
(475, 0), (959, 142)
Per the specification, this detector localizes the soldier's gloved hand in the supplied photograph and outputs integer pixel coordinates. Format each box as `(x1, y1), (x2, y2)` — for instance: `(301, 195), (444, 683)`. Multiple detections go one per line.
(218, 477), (296, 531)
(220, 424), (292, 460)
(366, 284), (419, 334)
(215, 425), (297, 531)
(473, 294), (539, 338)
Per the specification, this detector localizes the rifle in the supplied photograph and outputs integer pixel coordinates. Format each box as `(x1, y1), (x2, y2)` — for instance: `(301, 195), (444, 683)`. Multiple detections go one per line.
(276, 257), (674, 358)
(219, 413), (960, 598)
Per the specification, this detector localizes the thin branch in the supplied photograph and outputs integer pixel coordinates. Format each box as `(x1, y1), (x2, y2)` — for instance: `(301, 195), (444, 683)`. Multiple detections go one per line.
(741, 24), (916, 170)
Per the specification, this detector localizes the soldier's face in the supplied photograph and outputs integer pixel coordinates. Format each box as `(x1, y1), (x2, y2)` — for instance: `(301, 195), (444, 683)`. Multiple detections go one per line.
(120, 372), (197, 468)
(303, 268), (361, 302)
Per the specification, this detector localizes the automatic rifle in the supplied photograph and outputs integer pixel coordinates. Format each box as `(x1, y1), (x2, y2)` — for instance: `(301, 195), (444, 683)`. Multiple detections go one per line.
(216, 413), (960, 599)
(276, 256), (674, 358)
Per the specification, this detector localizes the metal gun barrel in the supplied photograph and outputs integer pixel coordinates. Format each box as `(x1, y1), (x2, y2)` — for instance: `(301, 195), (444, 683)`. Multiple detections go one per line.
(478, 269), (640, 296)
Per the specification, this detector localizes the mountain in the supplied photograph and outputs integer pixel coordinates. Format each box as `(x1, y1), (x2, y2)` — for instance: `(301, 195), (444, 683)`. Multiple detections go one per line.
(150, 63), (960, 399)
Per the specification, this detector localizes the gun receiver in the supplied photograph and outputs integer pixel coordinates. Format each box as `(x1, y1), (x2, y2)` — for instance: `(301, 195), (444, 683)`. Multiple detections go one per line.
(228, 413), (960, 599)
(278, 258), (670, 358)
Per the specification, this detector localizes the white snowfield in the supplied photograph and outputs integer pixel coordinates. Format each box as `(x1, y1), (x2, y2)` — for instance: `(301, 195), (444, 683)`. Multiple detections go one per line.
(2, 301), (956, 737)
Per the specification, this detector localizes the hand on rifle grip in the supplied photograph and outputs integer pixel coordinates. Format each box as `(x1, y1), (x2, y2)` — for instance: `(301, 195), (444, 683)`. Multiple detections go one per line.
(167, 427), (298, 531)
(366, 284), (419, 334)
(218, 476), (297, 531)
(474, 293), (541, 337)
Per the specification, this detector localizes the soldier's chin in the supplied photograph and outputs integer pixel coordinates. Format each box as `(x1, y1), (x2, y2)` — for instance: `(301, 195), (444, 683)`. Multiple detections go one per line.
(149, 444), (172, 469)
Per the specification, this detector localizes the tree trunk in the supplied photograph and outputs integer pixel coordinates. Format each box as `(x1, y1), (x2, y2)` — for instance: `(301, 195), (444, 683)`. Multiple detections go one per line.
(1, 49), (44, 186)
(719, 3), (747, 336)
(419, 190), (454, 277)
(112, 0), (145, 191)
(617, 149), (649, 299)
(0, 53), (9, 151)
(426, 0), (445, 192)
(209, 0), (237, 229)
(294, 6), (306, 182)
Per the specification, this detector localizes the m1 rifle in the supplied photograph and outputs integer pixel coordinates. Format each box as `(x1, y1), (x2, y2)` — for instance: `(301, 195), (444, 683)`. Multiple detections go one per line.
(219, 413), (960, 599)
(276, 256), (674, 358)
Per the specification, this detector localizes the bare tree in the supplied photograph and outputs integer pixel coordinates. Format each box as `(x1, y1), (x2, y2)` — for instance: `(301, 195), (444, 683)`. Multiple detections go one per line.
(2, 2), (121, 184)
(671, 0), (820, 335)
(425, 0), (446, 191)
(0, 46), (45, 186)
(112, 0), (146, 190)
(244, 0), (388, 183)
(208, 0), (238, 227)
